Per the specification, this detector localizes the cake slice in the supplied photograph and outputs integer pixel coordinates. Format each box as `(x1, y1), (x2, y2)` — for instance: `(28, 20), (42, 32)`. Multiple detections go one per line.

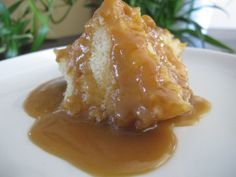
(55, 0), (193, 130)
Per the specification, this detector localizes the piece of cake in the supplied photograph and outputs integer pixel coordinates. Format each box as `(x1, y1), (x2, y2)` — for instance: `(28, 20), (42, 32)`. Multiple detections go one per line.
(55, 0), (193, 130)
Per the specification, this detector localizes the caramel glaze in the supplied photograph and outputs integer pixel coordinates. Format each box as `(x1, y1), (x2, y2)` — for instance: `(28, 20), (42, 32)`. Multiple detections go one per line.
(56, 0), (193, 130)
(24, 78), (210, 176)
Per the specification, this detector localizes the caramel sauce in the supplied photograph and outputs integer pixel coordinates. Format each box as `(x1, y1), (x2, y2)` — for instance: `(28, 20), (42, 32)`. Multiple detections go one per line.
(24, 78), (210, 176)
(24, 1), (211, 176)
(55, 0), (193, 130)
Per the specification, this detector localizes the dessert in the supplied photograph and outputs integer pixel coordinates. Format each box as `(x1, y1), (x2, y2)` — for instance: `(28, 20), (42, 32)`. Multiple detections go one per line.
(24, 0), (210, 176)
(56, 0), (192, 130)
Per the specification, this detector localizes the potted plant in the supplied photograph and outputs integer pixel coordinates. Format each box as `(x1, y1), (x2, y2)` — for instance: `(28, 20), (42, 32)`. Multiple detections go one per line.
(0, 0), (77, 60)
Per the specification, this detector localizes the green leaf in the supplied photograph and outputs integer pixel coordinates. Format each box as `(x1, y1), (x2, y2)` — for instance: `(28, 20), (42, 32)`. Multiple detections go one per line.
(8, 0), (24, 14)
(175, 29), (234, 53)
(128, 0), (137, 6)
(6, 39), (18, 58)
(204, 34), (234, 53)
(182, 0), (195, 17)
(38, 0), (48, 10)
(174, 16), (205, 46)
(28, 0), (49, 51)
(50, 6), (72, 24)
(173, 0), (184, 16)
(12, 33), (32, 40)
(20, 7), (31, 19)
(182, 4), (228, 17)
(85, 2), (101, 8)
(12, 20), (30, 34)
(0, 3), (11, 27)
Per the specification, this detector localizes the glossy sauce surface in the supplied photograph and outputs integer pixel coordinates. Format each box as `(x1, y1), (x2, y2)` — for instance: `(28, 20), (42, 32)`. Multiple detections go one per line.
(24, 78), (210, 176)
(56, 0), (193, 130)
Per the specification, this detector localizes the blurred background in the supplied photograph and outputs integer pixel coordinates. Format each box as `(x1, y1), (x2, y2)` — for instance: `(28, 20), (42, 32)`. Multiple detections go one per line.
(2, 0), (91, 39)
(0, 0), (235, 60)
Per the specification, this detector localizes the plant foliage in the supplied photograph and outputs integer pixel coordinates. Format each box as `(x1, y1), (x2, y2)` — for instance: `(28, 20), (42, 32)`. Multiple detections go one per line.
(0, 0), (77, 59)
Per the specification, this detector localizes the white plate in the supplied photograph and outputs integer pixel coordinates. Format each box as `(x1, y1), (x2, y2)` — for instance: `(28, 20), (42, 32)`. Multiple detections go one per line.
(0, 48), (235, 177)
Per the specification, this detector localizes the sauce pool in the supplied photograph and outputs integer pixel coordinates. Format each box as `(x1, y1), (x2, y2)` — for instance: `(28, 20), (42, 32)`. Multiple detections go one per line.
(24, 78), (210, 176)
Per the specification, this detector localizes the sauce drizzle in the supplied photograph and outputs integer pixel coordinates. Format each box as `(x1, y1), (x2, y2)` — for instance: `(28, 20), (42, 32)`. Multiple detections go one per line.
(24, 78), (210, 176)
